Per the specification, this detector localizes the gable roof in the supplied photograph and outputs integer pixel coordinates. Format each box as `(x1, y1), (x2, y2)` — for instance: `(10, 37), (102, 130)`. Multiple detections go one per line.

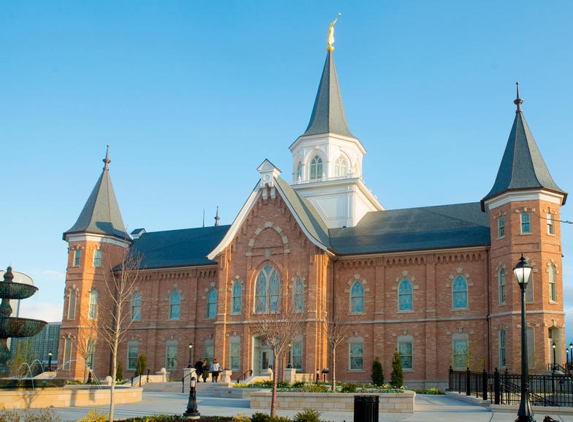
(64, 149), (130, 241)
(482, 90), (567, 206)
(330, 202), (490, 255)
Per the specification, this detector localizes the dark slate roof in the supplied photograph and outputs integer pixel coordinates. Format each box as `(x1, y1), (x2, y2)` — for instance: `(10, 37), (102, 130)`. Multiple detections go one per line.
(274, 177), (331, 249)
(300, 51), (353, 138)
(64, 155), (129, 241)
(329, 203), (491, 255)
(482, 99), (566, 205)
(130, 225), (231, 269)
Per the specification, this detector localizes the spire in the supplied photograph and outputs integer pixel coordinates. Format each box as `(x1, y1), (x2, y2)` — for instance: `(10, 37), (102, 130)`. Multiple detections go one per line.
(301, 31), (353, 138)
(482, 88), (567, 207)
(214, 206), (220, 227)
(64, 147), (130, 241)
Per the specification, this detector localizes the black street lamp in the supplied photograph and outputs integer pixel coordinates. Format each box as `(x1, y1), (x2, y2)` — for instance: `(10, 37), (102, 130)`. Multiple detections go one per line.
(183, 376), (200, 419)
(188, 343), (193, 368)
(48, 351), (52, 372)
(514, 254), (535, 422)
(569, 343), (573, 370)
(567, 348), (569, 370)
(552, 343), (556, 372)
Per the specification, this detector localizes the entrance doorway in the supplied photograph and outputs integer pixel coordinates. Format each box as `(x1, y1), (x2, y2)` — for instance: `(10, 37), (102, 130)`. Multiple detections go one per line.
(253, 337), (274, 375)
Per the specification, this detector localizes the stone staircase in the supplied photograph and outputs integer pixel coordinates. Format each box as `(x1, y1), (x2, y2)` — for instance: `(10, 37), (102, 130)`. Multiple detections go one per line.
(143, 380), (223, 394)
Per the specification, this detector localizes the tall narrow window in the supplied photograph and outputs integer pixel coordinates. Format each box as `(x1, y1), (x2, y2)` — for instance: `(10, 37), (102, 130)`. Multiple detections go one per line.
(452, 337), (469, 370)
(63, 338), (72, 370)
(547, 214), (555, 235)
(169, 291), (181, 319)
(526, 273), (534, 303)
(398, 340), (413, 370)
(232, 282), (242, 314)
(292, 341), (303, 370)
(204, 340), (214, 365)
(88, 290), (98, 320)
(86, 338), (95, 369)
(294, 278), (304, 312)
(498, 217), (505, 238)
(521, 213), (531, 234)
(498, 268), (506, 305)
(350, 281), (365, 313)
(296, 162), (302, 181)
(334, 156), (347, 177)
(93, 249), (102, 267)
(73, 250), (81, 267)
(452, 275), (468, 309)
(398, 279), (413, 311)
(499, 330), (506, 367)
(166, 343), (178, 370)
(67, 289), (77, 320)
(131, 292), (142, 321)
(310, 156), (323, 181)
(230, 339), (240, 371)
(349, 341), (364, 370)
(255, 265), (280, 313)
(128, 344), (139, 370)
(207, 289), (218, 318)
(549, 264), (557, 302)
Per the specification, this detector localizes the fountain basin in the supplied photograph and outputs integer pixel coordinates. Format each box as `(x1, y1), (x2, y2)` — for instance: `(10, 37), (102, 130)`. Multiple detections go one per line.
(0, 282), (38, 300)
(0, 378), (66, 389)
(0, 317), (47, 338)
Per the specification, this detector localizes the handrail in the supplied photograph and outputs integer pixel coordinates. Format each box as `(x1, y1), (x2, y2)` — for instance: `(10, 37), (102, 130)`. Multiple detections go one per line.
(236, 369), (252, 383)
(182, 370), (197, 393)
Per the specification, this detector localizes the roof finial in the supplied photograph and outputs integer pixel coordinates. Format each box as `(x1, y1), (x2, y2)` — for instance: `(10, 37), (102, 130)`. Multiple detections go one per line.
(514, 81), (523, 113)
(327, 13), (341, 51)
(214, 206), (220, 227)
(103, 145), (111, 170)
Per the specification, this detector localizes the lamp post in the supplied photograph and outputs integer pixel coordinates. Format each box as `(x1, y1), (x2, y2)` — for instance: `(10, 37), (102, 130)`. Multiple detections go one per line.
(567, 348), (569, 370)
(48, 351), (52, 372)
(287, 343), (292, 368)
(183, 376), (200, 419)
(552, 343), (556, 372)
(569, 343), (573, 370)
(188, 343), (193, 368)
(514, 254), (535, 422)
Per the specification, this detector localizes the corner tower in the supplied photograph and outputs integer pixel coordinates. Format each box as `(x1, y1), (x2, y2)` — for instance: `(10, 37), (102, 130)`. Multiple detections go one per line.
(289, 20), (383, 229)
(482, 85), (567, 373)
(59, 147), (131, 380)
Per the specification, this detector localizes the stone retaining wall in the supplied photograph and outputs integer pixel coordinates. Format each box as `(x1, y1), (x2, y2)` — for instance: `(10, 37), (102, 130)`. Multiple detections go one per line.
(250, 391), (415, 413)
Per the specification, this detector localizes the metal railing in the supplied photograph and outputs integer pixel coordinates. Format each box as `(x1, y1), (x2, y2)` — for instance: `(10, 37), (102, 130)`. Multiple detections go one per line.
(449, 367), (573, 407)
(236, 369), (252, 383)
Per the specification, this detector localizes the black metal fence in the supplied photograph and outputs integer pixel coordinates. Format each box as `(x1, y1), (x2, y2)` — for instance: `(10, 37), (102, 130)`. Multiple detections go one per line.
(449, 367), (573, 407)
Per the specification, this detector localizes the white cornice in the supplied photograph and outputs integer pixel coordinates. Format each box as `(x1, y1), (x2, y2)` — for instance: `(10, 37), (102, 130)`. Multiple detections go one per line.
(65, 233), (131, 248)
(289, 132), (366, 155)
(484, 189), (565, 211)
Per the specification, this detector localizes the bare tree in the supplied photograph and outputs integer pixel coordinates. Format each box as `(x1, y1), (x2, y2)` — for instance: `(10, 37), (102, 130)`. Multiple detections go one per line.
(73, 313), (98, 382)
(98, 248), (142, 422)
(323, 298), (351, 391)
(250, 296), (305, 417)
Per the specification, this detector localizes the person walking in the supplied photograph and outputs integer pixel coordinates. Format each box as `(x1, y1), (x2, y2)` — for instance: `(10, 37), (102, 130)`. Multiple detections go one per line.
(194, 359), (203, 382)
(211, 359), (221, 383)
(202, 359), (210, 383)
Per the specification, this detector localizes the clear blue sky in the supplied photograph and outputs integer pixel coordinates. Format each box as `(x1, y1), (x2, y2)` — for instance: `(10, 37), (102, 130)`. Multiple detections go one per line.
(2, 1), (573, 341)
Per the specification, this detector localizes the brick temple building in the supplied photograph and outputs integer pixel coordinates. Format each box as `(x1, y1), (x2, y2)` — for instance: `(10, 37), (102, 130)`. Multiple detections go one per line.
(58, 35), (567, 389)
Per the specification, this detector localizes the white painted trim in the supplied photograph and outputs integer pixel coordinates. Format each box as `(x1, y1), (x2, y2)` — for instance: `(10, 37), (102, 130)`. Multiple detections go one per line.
(65, 233), (131, 248)
(484, 189), (565, 211)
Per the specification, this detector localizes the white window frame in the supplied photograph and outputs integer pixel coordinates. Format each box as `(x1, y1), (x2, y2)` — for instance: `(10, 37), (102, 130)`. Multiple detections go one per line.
(499, 330), (506, 368)
(547, 214), (555, 235)
(497, 216), (505, 238)
(127, 343), (139, 371)
(521, 212), (531, 234)
(349, 338), (364, 371)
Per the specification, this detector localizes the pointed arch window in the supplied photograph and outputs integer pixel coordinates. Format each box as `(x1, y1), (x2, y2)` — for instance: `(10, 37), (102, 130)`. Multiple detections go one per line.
(232, 282), (242, 314)
(131, 292), (142, 321)
(350, 281), (364, 313)
(88, 290), (98, 319)
(334, 156), (347, 177)
(452, 275), (468, 309)
(398, 279), (413, 311)
(67, 289), (77, 320)
(207, 289), (218, 318)
(294, 278), (304, 313)
(498, 268), (506, 305)
(310, 156), (323, 181)
(169, 291), (181, 320)
(255, 264), (280, 313)
(549, 264), (557, 302)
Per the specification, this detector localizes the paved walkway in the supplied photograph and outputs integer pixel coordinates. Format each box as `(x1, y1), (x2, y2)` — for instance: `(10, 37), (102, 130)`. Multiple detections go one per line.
(37, 390), (573, 421)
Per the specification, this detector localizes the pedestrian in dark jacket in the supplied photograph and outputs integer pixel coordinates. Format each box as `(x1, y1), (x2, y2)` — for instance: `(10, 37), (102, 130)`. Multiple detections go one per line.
(194, 360), (203, 381)
(202, 359), (210, 382)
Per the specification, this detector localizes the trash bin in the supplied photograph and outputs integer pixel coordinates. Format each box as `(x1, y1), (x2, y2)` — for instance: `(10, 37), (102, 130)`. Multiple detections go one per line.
(354, 395), (379, 422)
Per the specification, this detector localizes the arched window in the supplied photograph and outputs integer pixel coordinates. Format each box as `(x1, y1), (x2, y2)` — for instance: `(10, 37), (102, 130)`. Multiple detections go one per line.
(498, 268), (506, 305)
(296, 162), (302, 181)
(131, 292), (142, 321)
(452, 275), (468, 309)
(334, 156), (347, 177)
(67, 289), (77, 320)
(294, 278), (304, 312)
(398, 280), (413, 311)
(232, 282), (242, 313)
(169, 291), (181, 319)
(549, 264), (557, 302)
(255, 264), (281, 313)
(207, 289), (218, 318)
(350, 281), (364, 313)
(310, 156), (323, 181)
(88, 290), (98, 319)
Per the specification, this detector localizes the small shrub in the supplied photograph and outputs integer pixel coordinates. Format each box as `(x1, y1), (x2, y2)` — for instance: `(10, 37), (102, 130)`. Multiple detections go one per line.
(251, 412), (271, 422)
(372, 356), (384, 386)
(304, 383), (328, 393)
(340, 382), (358, 393)
(135, 354), (147, 377)
(292, 381), (306, 388)
(22, 408), (61, 422)
(294, 407), (321, 422)
(116, 360), (124, 382)
(232, 414), (252, 422)
(78, 408), (108, 422)
(390, 350), (403, 388)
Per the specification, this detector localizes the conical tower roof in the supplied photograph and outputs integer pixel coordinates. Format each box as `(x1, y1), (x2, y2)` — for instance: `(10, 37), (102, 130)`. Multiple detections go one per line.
(482, 86), (567, 207)
(63, 147), (130, 241)
(300, 50), (353, 138)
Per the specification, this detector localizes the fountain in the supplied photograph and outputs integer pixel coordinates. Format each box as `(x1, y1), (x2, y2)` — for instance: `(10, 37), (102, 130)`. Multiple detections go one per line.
(0, 266), (47, 378)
